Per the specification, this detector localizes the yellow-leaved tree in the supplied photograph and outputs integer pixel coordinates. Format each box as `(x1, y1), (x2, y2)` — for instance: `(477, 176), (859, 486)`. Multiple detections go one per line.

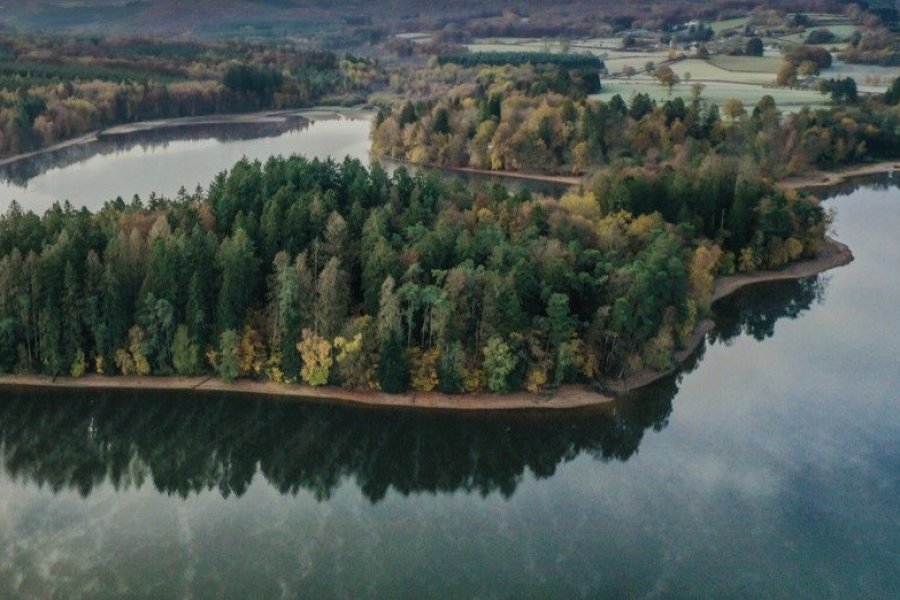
(238, 326), (265, 378)
(334, 329), (378, 390)
(298, 330), (333, 386)
(689, 243), (723, 310)
(115, 326), (151, 376)
(410, 348), (440, 392)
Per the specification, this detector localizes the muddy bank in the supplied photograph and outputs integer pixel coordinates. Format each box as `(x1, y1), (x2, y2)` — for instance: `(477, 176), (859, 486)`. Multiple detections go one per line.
(779, 161), (899, 190)
(0, 375), (613, 411)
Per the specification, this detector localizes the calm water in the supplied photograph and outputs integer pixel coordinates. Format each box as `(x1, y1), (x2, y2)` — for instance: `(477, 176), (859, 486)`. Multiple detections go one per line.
(0, 114), (570, 216)
(0, 122), (898, 597)
(0, 114), (372, 214)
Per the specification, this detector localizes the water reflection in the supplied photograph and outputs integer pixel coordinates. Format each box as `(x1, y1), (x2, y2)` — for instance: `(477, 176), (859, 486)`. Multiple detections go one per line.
(0, 275), (826, 504)
(806, 170), (900, 201)
(0, 115), (309, 187)
(711, 276), (826, 343)
(0, 388), (673, 503)
(380, 158), (575, 196)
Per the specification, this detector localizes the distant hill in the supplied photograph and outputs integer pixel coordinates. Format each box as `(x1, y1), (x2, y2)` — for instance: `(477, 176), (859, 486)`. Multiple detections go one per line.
(0, 1), (890, 42)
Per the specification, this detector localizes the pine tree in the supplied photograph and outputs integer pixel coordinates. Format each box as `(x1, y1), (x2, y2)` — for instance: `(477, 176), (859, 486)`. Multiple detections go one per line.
(217, 329), (240, 381)
(216, 228), (258, 332)
(315, 257), (349, 339)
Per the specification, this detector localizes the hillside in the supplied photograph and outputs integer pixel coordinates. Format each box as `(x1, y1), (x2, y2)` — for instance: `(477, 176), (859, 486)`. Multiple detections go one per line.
(1, 1), (883, 41)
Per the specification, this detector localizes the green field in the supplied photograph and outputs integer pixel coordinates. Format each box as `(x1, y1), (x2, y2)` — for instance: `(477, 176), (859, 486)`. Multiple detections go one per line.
(570, 37), (627, 51)
(658, 58), (775, 85)
(770, 24), (860, 48)
(710, 17), (749, 33)
(602, 51), (674, 74)
(456, 23), (896, 102)
(467, 39), (569, 54)
(708, 55), (783, 74)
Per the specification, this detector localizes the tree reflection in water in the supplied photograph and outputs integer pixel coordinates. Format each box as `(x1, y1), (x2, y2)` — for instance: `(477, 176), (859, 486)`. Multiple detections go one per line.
(0, 388), (674, 502)
(0, 272), (826, 503)
(710, 276), (825, 343)
(0, 116), (309, 187)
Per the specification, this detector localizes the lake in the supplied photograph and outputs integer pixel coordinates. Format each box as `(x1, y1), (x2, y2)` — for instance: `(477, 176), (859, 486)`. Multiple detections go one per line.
(0, 119), (898, 597)
(0, 112), (568, 216)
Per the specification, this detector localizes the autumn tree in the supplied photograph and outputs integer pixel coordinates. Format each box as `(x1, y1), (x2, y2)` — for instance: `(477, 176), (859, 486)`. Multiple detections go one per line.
(654, 66), (680, 94)
(298, 329), (333, 386)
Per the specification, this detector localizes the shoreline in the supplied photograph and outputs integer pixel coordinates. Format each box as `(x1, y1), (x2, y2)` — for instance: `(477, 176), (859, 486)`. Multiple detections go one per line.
(382, 158), (584, 186)
(387, 158), (899, 192)
(778, 161), (899, 190)
(0, 240), (853, 411)
(0, 107), (365, 170)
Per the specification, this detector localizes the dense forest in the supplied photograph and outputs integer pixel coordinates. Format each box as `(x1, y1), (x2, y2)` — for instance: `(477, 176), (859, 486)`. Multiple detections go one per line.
(372, 78), (900, 177)
(0, 4), (894, 398)
(0, 35), (380, 158)
(0, 152), (825, 393)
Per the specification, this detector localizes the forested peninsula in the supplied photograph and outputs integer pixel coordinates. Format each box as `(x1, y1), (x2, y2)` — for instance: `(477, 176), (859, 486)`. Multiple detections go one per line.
(1, 27), (897, 408)
(0, 146), (834, 403)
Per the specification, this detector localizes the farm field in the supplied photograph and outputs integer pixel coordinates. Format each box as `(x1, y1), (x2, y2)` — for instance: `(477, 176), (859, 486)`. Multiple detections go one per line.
(591, 79), (828, 111)
(701, 56), (897, 93)
(708, 55), (784, 73)
(662, 58), (776, 85)
(466, 38), (570, 54)
(768, 24), (860, 49)
(602, 52), (675, 73)
(710, 16), (749, 33)
(570, 37), (626, 50)
(826, 60), (900, 91)
(456, 12), (895, 111)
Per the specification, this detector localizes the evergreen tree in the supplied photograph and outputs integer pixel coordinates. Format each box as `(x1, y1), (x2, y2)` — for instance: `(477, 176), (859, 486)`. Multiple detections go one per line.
(0, 318), (18, 373)
(216, 228), (258, 332)
(217, 329), (240, 381)
(315, 257), (349, 339)
(378, 333), (409, 393)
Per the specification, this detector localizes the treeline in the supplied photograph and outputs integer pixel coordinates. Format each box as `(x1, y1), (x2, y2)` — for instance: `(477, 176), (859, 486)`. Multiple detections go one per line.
(438, 52), (603, 71)
(379, 61), (601, 105)
(371, 80), (900, 178)
(0, 155), (825, 392)
(839, 30), (900, 66)
(0, 34), (380, 158)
